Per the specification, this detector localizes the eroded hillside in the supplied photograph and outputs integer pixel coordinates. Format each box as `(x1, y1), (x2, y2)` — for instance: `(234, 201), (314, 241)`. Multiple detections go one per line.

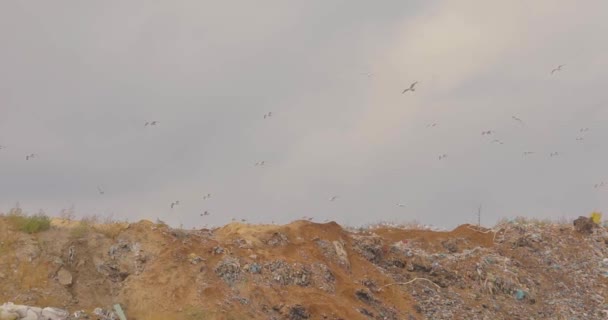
(1, 216), (607, 319)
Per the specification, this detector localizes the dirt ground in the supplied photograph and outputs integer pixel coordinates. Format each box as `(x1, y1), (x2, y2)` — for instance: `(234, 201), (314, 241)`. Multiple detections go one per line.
(1, 216), (607, 319)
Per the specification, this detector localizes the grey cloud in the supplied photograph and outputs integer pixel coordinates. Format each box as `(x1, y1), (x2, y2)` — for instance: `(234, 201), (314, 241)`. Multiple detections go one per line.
(1, 1), (607, 229)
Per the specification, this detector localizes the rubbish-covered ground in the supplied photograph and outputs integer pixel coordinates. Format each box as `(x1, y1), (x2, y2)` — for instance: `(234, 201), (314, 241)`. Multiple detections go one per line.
(1, 215), (608, 319)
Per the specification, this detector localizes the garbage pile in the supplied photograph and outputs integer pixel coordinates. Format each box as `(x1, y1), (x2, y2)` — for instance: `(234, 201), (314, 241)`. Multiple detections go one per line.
(3, 216), (608, 319)
(350, 219), (608, 319)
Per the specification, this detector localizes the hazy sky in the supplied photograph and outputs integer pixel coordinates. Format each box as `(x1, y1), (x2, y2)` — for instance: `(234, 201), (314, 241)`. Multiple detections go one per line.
(1, 1), (607, 229)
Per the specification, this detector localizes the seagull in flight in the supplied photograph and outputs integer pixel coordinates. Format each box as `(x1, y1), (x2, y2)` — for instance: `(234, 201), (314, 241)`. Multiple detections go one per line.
(329, 196), (339, 202)
(426, 123), (437, 128)
(512, 116), (525, 126)
(201, 211), (210, 216)
(25, 153), (37, 160)
(0, 145), (5, 150)
(203, 193), (211, 200)
(523, 151), (535, 156)
(255, 161), (266, 167)
(97, 186), (105, 195)
(481, 130), (494, 135)
(579, 128), (589, 133)
(576, 137), (584, 141)
(549, 152), (559, 157)
(145, 121), (158, 126)
(397, 203), (406, 207)
(402, 81), (418, 93)
(594, 182), (605, 189)
(170, 201), (180, 209)
(551, 65), (564, 75)
(263, 112), (272, 119)
(438, 154), (448, 160)
(491, 139), (504, 145)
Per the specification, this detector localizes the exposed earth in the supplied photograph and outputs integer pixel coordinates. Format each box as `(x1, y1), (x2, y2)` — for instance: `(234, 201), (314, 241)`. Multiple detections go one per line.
(1, 215), (608, 319)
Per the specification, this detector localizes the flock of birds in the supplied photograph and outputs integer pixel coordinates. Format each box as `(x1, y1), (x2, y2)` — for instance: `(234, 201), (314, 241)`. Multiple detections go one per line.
(1, 62), (605, 226)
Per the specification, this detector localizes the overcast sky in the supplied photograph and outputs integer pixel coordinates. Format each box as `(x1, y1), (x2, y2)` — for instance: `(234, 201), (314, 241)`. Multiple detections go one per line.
(1, 1), (607, 229)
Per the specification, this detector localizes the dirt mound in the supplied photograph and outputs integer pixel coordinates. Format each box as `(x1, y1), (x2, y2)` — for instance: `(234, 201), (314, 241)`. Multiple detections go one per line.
(1, 216), (608, 319)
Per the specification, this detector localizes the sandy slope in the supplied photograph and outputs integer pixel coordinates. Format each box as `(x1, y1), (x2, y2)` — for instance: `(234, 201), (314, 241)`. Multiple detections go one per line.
(0, 217), (607, 319)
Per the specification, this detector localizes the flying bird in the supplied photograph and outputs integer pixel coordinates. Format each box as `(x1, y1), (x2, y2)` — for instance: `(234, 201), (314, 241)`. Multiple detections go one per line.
(402, 81), (418, 93)
(481, 130), (494, 135)
(579, 128), (589, 133)
(97, 186), (105, 195)
(523, 151), (535, 156)
(145, 121), (158, 126)
(576, 137), (584, 141)
(397, 203), (406, 207)
(201, 211), (210, 216)
(438, 154), (448, 160)
(203, 193), (211, 200)
(594, 182), (605, 189)
(549, 152), (559, 157)
(491, 139), (504, 145)
(25, 153), (36, 160)
(263, 112), (273, 119)
(551, 65), (564, 75)
(255, 161), (266, 166)
(170, 201), (180, 209)
(512, 116), (525, 126)
(426, 123), (437, 128)
(329, 196), (339, 202)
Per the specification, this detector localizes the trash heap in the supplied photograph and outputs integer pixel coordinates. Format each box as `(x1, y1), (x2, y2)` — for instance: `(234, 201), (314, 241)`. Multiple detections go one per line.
(348, 217), (608, 319)
(2, 216), (608, 319)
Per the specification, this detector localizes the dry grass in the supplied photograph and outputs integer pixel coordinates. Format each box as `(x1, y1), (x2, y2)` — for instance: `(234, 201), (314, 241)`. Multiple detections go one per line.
(93, 223), (127, 240)
(494, 216), (573, 228)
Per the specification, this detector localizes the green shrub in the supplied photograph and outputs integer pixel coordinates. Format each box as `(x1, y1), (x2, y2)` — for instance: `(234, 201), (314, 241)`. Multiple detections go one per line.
(7, 212), (51, 234)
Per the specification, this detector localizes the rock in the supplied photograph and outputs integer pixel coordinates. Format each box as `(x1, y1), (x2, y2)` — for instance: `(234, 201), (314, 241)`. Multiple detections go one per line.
(188, 253), (203, 264)
(11, 304), (37, 317)
(573, 216), (596, 234)
(515, 289), (526, 300)
(355, 289), (377, 304)
(250, 263), (262, 273)
(0, 303), (68, 320)
(332, 241), (350, 270)
(21, 309), (39, 320)
(93, 307), (118, 320)
(42, 307), (69, 320)
(0, 309), (19, 320)
(288, 305), (310, 320)
(358, 308), (374, 317)
(267, 232), (289, 246)
(57, 268), (73, 286)
(441, 239), (459, 253)
(14, 236), (41, 263)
